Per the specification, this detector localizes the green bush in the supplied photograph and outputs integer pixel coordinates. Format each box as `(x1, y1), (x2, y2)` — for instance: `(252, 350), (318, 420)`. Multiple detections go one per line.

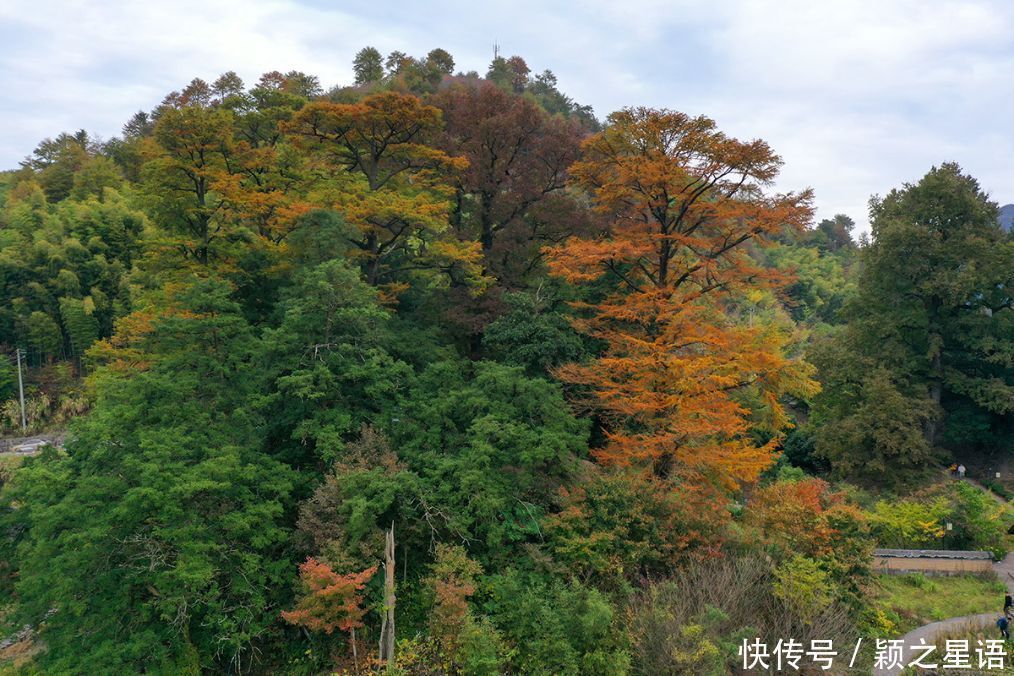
(980, 480), (1012, 501)
(866, 496), (948, 548)
(866, 483), (1007, 558)
(772, 556), (833, 623)
(943, 482), (1007, 558)
(482, 571), (629, 675)
(457, 617), (506, 676)
(0, 359), (16, 401)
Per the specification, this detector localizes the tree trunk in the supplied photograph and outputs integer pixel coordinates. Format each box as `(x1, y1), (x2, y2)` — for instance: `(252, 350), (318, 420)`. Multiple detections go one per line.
(364, 232), (381, 286)
(925, 348), (943, 446)
(924, 296), (944, 446)
(480, 192), (495, 253)
(378, 523), (396, 667)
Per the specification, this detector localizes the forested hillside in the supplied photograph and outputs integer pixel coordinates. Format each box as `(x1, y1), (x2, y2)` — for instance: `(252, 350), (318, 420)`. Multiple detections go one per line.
(0, 47), (1012, 674)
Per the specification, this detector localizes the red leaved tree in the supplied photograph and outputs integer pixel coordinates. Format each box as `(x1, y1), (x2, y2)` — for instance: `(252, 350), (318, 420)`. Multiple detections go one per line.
(546, 108), (818, 489)
(432, 81), (586, 282)
(282, 558), (377, 661)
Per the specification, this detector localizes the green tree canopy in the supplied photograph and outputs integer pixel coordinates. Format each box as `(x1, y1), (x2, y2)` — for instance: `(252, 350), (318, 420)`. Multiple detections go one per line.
(813, 163), (1014, 480)
(4, 281), (296, 672)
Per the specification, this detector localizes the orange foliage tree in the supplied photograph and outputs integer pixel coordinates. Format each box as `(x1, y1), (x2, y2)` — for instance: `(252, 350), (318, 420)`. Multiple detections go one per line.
(285, 92), (482, 291)
(422, 543), (483, 658)
(744, 478), (852, 557)
(143, 97), (310, 272)
(220, 128), (312, 246)
(546, 108), (817, 488)
(282, 558), (377, 657)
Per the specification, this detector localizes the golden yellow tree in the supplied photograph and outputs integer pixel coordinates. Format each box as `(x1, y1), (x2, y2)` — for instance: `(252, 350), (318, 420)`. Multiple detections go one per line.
(547, 108), (817, 488)
(286, 92), (482, 292)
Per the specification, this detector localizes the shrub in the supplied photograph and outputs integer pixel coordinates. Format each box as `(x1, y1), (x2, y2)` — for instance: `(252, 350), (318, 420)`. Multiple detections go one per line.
(865, 483), (1008, 558)
(421, 543), (493, 670)
(772, 556), (833, 623)
(866, 496), (948, 548)
(483, 571), (629, 675)
(628, 557), (858, 675)
(456, 617), (506, 676)
(980, 480), (1012, 501)
(944, 482), (1007, 558)
(545, 468), (727, 589)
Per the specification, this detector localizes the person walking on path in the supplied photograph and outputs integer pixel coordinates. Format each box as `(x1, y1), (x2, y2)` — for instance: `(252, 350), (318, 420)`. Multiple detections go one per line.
(958, 464), (966, 479)
(874, 553), (1014, 676)
(1005, 593), (1013, 619)
(950, 463), (958, 478)
(999, 616), (1010, 640)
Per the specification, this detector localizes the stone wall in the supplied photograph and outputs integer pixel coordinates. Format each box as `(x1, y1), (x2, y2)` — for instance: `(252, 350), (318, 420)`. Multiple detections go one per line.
(873, 555), (994, 575)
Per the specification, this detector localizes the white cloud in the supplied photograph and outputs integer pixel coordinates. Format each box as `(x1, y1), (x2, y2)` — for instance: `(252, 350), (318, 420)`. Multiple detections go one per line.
(2, 0), (1012, 230)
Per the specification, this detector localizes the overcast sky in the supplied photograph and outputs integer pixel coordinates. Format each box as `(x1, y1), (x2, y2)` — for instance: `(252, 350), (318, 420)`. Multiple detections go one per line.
(2, 0), (1012, 230)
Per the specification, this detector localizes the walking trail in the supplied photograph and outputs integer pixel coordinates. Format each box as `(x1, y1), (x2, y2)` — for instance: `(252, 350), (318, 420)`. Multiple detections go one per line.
(872, 532), (1014, 675)
(945, 466), (1009, 506)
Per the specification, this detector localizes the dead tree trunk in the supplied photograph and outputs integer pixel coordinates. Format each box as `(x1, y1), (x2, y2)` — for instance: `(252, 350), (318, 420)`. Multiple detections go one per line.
(378, 523), (396, 666)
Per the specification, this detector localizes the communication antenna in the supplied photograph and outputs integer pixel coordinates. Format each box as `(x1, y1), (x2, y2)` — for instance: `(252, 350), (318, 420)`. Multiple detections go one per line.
(493, 41), (500, 59)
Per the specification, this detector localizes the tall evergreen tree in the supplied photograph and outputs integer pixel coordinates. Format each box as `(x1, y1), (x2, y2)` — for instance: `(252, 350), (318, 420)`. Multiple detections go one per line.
(814, 163), (1014, 480)
(353, 46), (384, 86)
(4, 281), (296, 672)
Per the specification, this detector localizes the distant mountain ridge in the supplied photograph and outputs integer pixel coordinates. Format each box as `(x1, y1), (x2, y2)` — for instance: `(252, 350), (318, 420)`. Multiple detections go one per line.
(1000, 204), (1014, 232)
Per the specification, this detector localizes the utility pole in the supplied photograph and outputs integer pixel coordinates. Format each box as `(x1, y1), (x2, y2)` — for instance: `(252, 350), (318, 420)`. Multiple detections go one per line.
(16, 348), (27, 432)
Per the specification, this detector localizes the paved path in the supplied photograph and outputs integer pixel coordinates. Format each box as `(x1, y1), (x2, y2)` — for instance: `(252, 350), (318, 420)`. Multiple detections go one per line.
(871, 613), (996, 675)
(996, 551), (1014, 592)
(943, 467), (1010, 505)
(959, 474), (1009, 506)
(873, 552), (1014, 675)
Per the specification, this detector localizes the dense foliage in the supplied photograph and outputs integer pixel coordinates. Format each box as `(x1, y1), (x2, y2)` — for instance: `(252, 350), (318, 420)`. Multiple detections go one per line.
(0, 46), (1010, 674)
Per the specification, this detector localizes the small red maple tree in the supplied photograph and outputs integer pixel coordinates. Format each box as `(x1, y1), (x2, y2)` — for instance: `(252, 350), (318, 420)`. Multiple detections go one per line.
(282, 557), (377, 658)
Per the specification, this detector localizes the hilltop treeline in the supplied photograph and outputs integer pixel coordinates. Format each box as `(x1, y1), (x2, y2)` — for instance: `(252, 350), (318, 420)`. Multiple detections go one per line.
(0, 47), (1011, 673)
